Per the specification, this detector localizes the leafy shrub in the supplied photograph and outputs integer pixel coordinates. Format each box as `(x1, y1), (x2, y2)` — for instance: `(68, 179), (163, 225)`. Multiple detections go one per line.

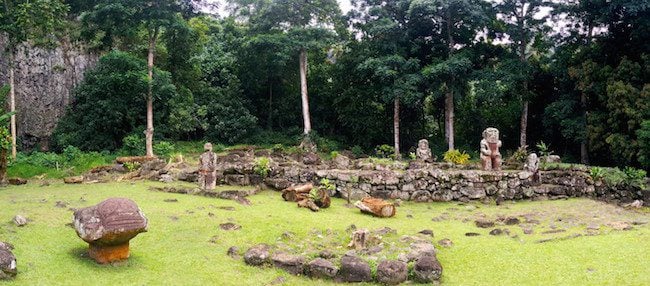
(536, 141), (553, 158)
(506, 145), (529, 166)
(443, 149), (470, 165)
(52, 51), (178, 152)
(124, 162), (141, 172)
(590, 167), (605, 180)
(638, 120), (650, 169)
(329, 151), (339, 160)
(121, 133), (145, 156)
(253, 157), (271, 177)
(319, 178), (336, 192)
(154, 141), (175, 160)
(8, 148), (112, 178)
(374, 144), (395, 159)
(351, 145), (364, 158)
(623, 167), (647, 188)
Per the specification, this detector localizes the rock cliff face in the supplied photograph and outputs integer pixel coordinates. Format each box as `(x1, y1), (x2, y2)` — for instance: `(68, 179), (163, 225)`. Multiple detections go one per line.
(0, 36), (98, 151)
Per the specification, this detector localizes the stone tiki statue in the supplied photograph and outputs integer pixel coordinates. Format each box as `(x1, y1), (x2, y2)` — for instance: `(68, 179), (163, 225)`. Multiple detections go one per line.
(416, 139), (434, 162)
(480, 128), (502, 171)
(199, 142), (218, 190)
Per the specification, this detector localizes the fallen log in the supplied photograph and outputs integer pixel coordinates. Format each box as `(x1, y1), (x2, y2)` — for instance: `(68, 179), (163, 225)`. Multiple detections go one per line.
(354, 197), (396, 218)
(297, 199), (320, 212)
(281, 183), (313, 202)
(116, 156), (157, 164)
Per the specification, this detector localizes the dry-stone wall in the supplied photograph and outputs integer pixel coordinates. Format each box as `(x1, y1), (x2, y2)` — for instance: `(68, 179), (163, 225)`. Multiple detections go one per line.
(214, 152), (647, 204)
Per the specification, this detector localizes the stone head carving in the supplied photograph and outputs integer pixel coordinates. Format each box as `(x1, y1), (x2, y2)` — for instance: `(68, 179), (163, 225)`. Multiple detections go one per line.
(204, 142), (213, 152)
(418, 139), (429, 149)
(482, 128), (499, 144)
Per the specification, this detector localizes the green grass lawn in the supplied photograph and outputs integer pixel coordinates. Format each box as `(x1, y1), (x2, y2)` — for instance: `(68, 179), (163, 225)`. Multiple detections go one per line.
(1, 181), (649, 285)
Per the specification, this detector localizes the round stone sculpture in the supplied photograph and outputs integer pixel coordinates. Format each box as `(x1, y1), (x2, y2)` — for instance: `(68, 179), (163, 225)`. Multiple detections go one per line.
(73, 198), (148, 264)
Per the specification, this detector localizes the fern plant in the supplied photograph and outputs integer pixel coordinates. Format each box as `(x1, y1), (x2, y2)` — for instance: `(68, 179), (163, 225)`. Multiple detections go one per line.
(443, 149), (470, 165)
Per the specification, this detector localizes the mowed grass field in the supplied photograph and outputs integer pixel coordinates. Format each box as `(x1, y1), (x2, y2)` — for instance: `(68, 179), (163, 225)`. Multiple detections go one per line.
(0, 181), (649, 285)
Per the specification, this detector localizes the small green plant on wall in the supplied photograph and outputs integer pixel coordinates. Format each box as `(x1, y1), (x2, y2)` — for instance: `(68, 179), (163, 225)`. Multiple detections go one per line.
(443, 149), (470, 165)
(253, 157), (271, 177)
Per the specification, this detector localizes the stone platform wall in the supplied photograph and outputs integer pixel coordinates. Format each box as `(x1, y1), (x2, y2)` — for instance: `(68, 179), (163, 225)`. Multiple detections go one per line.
(215, 154), (647, 204)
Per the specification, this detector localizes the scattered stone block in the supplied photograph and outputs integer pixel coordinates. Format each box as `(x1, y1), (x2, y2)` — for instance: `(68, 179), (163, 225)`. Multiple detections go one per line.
(438, 238), (453, 248)
(64, 176), (83, 184)
(336, 255), (372, 282)
(413, 253), (443, 282)
(7, 178), (26, 185)
(244, 244), (271, 266)
(73, 198), (148, 264)
(227, 246), (240, 259)
(271, 252), (306, 275)
(489, 228), (503, 236)
(504, 217), (520, 225)
(475, 219), (495, 228)
(376, 260), (408, 285)
(12, 215), (27, 227)
(307, 258), (338, 279)
(219, 223), (242, 231)
(0, 242), (17, 280)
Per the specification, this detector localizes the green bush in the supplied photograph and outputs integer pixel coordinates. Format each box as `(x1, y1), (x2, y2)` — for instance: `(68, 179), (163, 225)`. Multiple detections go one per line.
(623, 167), (647, 188)
(120, 133), (145, 156)
(253, 157), (271, 177)
(154, 141), (175, 160)
(52, 51), (178, 152)
(8, 147), (113, 178)
(443, 149), (470, 165)
(506, 145), (529, 166)
(637, 120), (650, 169)
(590, 167), (605, 180)
(374, 144), (395, 159)
(350, 145), (365, 158)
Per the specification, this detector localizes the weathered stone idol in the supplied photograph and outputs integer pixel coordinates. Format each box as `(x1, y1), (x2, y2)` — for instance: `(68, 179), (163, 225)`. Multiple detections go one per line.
(525, 153), (540, 182)
(480, 128), (502, 171)
(415, 139), (434, 162)
(198, 142), (218, 190)
(73, 198), (148, 264)
(0, 242), (17, 280)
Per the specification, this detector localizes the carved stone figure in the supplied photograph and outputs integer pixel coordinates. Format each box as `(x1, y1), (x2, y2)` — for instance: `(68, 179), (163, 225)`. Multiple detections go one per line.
(525, 153), (540, 182)
(416, 139), (434, 162)
(480, 128), (502, 171)
(199, 142), (218, 190)
(73, 198), (148, 264)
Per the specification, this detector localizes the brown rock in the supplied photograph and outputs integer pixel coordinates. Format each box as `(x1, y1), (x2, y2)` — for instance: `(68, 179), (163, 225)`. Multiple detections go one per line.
(308, 258), (338, 279)
(413, 253), (443, 282)
(475, 219), (495, 228)
(336, 255), (372, 283)
(438, 238), (453, 248)
(376, 260), (408, 285)
(244, 244), (271, 266)
(271, 252), (306, 275)
(7, 178), (26, 185)
(64, 176), (83, 184)
(73, 198), (148, 264)
(0, 243), (17, 280)
(219, 223), (242, 231)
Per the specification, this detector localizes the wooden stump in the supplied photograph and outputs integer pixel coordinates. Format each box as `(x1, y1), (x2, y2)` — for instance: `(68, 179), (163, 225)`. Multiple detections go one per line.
(354, 197), (396, 218)
(281, 183), (313, 202)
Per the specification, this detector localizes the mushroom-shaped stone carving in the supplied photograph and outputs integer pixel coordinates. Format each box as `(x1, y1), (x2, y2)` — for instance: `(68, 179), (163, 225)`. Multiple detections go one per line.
(0, 242), (17, 280)
(73, 198), (148, 264)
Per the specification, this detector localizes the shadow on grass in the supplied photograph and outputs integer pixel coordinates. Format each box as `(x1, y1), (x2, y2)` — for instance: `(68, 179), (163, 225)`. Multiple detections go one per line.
(68, 246), (141, 269)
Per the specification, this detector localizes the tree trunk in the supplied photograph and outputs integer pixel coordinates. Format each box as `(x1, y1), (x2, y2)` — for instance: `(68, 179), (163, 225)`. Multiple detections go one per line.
(393, 96), (401, 159)
(145, 29), (159, 158)
(520, 97), (528, 148)
(444, 9), (455, 151)
(9, 54), (16, 159)
(299, 48), (311, 135)
(580, 91), (589, 164)
(354, 197), (396, 218)
(267, 82), (273, 130)
(444, 89), (454, 151)
(0, 148), (7, 184)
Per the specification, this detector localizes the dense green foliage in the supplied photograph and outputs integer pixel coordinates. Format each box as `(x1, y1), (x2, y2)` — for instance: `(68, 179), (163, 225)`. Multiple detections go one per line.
(45, 0), (650, 169)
